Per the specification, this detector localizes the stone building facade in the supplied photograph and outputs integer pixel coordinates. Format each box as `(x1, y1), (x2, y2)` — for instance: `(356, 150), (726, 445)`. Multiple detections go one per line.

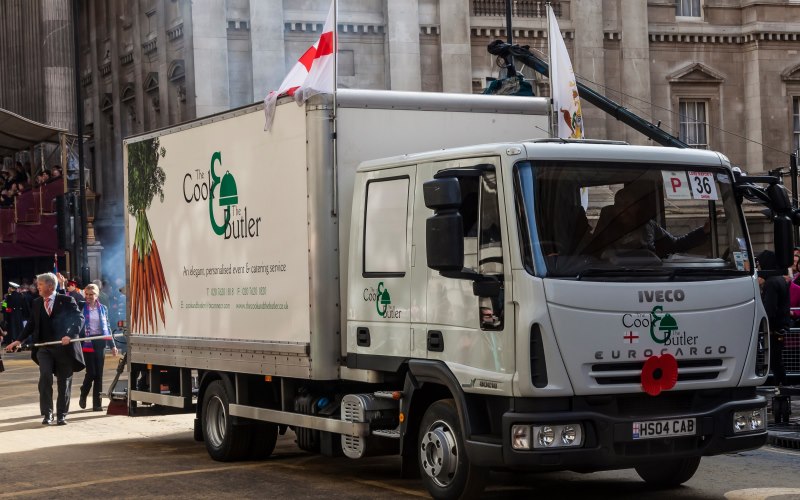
(3, 0), (800, 267)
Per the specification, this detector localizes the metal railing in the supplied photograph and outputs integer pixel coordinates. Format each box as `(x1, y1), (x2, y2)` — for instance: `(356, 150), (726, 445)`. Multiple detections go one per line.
(786, 325), (800, 376)
(472, 0), (562, 18)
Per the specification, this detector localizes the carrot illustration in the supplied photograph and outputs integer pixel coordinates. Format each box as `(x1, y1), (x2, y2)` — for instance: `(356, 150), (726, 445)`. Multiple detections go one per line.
(128, 138), (169, 334)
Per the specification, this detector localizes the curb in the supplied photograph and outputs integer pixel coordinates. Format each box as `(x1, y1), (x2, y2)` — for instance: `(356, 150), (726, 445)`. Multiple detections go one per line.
(767, 428), (800, 450)
(767, 432), (800, 450)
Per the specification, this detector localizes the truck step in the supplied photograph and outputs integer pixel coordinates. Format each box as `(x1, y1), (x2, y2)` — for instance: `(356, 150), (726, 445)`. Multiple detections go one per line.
(373, 391), (403, 400)
(372, 429), (401, 439)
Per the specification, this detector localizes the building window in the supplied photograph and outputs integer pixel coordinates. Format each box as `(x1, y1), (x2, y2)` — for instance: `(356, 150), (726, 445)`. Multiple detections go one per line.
(679, 100), (708, 149)
(676, 0), (701, 17)
(794, 97), (800, 154)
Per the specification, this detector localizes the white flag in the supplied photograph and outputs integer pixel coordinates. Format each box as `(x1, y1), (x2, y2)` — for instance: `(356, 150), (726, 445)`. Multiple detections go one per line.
(264, 0), (336, 131)
(548, 5), (583, 139)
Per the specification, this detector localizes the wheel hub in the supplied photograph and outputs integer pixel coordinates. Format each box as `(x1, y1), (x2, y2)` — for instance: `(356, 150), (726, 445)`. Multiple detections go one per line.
(205, 395), (227, 448)
(420, 420), (458, 487)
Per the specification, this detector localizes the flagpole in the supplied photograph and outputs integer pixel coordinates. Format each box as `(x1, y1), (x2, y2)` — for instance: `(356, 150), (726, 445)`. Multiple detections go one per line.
(546, 2), (555, 138)
(331, 0), (339, 217)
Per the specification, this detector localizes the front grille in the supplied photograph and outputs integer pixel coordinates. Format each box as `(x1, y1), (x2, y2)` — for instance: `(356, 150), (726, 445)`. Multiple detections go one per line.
(590, 359), (723, 385)
(615, 392), (696, 416)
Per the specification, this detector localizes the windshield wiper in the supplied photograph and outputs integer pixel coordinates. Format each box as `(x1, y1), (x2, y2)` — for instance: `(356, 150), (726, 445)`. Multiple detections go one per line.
(669, 268), (750, 276)
(576, 267), (675, 280)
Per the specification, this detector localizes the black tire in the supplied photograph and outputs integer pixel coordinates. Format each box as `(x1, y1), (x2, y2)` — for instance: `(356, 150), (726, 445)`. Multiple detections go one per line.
(248, 422), (279, 460)
(635, 456), (701, 488)
(201, 380), (251, 461)
(418, 399), (486, 500)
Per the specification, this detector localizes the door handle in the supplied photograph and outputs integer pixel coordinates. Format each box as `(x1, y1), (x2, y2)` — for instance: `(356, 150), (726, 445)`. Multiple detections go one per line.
(356, 327), (371, 347)
(427, 330), (444, 352)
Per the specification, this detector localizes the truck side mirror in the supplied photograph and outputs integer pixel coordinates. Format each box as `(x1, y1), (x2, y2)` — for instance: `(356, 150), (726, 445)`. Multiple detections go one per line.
(424, 179), (465, 271)
(774, 215), (793, 269)
(767, 183), (791, 214)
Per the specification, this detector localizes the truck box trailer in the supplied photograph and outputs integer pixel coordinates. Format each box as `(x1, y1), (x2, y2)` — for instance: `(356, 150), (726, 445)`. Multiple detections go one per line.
(124, 89), (785, 499)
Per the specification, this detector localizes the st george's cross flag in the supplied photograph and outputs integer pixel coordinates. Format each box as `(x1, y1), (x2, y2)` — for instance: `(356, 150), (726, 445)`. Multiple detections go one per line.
(264, 0), (336, 131)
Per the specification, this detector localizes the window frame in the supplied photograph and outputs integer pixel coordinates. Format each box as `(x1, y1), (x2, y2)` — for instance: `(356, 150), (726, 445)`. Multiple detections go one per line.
(676, 0), (702, 19)
(361, 175), (411, 278)
(678, 99), (710, 150)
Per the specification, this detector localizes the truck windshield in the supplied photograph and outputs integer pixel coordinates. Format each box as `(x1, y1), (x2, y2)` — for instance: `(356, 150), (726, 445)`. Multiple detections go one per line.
(514, 161), (752, 279)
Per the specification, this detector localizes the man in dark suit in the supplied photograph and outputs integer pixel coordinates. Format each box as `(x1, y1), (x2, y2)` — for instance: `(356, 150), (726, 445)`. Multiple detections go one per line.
(5, 272), (85, 425)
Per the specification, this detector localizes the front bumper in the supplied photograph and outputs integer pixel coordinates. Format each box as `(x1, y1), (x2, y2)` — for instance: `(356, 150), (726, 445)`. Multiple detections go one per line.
(465, 388), (767, 471)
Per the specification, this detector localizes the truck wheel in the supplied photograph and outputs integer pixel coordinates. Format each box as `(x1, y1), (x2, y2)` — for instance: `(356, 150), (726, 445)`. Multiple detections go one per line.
(635, 456), (701, 488)
(248, 422), (279, 459)
(418, 399), (486, 500)
(202, 380), (251, 461)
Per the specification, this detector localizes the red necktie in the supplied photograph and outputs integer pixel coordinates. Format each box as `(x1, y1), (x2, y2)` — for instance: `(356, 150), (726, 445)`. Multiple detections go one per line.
(45, 298), (52, 316)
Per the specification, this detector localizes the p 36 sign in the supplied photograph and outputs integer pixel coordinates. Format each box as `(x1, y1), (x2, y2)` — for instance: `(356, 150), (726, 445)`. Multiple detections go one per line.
(661, 171), (719, 201)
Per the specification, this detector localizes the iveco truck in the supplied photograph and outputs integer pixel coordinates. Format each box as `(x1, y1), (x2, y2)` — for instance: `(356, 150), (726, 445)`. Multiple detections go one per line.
(123, 89), (790, 499)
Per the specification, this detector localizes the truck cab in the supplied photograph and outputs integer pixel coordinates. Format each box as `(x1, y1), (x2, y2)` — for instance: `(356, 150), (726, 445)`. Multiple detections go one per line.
(346, 139), (770, 497)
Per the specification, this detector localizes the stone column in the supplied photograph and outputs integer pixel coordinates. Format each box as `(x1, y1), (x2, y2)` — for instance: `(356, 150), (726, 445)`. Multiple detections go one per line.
(191, 0), (230, 117)
(573, 0), (606, 139)
(743, 49), (764, 172)
(386, 0), (421, 91)
(41, 0), (75, 131)
(619, 0), (651, 145)
(439, 0), (471, 94)
(0, 0), (45, 122)
(157, 0), (169, 128)
(88, 0), (103, 215)
(250, 0), (285, 99)
(108, 0), (124, 219)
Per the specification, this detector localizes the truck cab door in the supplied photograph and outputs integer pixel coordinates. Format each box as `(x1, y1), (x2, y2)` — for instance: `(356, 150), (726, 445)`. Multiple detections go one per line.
(346, 166), (416, 369)
(420, 158), (515, 379)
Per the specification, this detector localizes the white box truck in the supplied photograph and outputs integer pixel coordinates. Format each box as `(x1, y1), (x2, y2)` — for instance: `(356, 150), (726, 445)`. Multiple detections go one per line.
(123, 89), (789, 499)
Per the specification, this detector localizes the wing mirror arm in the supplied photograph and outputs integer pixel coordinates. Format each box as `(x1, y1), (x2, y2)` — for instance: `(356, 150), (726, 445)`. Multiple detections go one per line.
(440, 269), (502, 298)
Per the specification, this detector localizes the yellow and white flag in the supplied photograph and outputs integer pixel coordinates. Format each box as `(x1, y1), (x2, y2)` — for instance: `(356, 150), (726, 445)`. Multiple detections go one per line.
(548, 4), (583, 139)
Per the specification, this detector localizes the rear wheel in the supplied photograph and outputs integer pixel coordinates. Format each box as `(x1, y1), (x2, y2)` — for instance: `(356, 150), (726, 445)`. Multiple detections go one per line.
(418, 399), (486, 500)
(248, 422), (279, 459)
(202, 380), (251, 461)
(635, 456), (701, 488)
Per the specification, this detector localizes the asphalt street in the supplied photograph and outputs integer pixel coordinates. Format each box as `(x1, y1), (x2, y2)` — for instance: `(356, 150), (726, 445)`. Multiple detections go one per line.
(1, 351), (800, 499)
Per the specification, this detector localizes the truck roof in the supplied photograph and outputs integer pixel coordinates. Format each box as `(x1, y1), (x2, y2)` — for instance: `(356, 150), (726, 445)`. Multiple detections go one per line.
(356, 139), (728, 173)
(124, 88), (548, 143)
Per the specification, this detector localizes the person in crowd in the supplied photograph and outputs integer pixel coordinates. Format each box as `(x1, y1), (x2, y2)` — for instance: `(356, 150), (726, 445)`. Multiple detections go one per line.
(757, 250), (789, 387)
(49, 165), (62, 180)
(32, 170), (50, 188)
(5, 272), (84, 425)
(791, 253), (800, 287)
(79, 283), (118, 411)
(0, 320), (6, 349)
(92, 279), (110, 307)
(109, 277), (126, 327)
(4, 281), (28, 344)
(0, 170), (11, 188)
(12, 161), (28, 184)
(0, 320), (6, 372)
(790, 278), (800, 327)
(66, 280), (84, 306)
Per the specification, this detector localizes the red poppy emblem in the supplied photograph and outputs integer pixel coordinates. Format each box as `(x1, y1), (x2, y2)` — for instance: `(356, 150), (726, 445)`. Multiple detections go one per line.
(641, 354), (678, 396)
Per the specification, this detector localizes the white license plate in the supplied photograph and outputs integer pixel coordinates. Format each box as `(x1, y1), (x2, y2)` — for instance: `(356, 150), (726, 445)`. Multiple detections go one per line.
(632, 418), (696, 440)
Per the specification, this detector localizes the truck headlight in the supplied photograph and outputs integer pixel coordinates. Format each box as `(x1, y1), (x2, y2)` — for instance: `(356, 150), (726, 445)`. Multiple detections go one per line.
(529, 424), (583, 449)
(733, 408), (766, 433)
(512, 425), (531, 450)
(561, 425), (577, 445)
(537, 426), (555, 447)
